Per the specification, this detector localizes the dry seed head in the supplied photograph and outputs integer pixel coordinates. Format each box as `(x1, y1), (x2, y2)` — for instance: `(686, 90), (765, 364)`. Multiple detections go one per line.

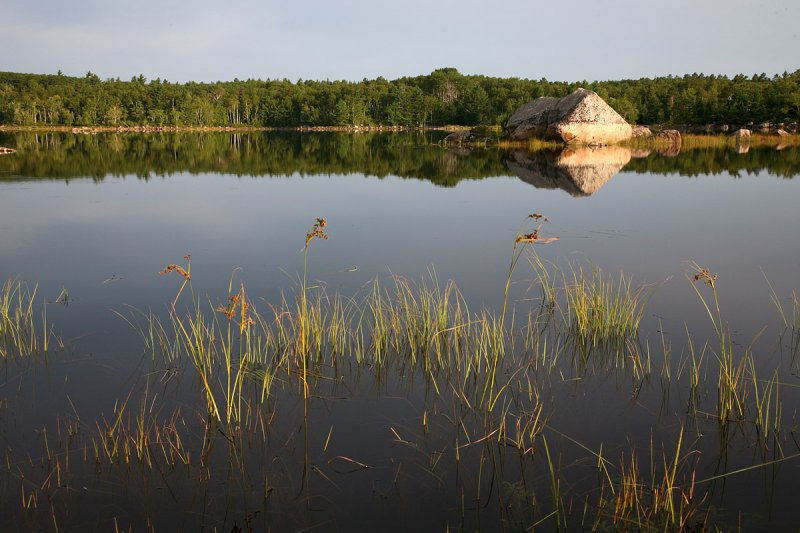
(692, 266), (717, 287)
(215, 293), (243, 320)
(305, 217), (329, 247)
(159, 264), (190, 280)
(215, 304), (236, 320)
(238, 287), (253, 333)
(515, 225), (559, 245)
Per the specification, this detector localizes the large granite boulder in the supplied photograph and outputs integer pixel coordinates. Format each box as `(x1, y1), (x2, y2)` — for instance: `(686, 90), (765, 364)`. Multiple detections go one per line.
(507, 145), (631, 197)
(506, 88), (632, 145)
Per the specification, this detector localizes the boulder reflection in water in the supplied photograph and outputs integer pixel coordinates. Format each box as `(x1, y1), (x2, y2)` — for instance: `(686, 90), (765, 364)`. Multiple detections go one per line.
(507, 145), (632, 196)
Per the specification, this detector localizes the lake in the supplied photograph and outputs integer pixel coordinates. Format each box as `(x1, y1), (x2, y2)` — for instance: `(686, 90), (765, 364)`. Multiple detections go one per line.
(1, 131), (799, 531)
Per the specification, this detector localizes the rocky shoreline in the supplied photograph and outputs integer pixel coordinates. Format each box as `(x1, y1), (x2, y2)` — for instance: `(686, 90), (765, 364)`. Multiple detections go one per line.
(0, 124), (433, 134)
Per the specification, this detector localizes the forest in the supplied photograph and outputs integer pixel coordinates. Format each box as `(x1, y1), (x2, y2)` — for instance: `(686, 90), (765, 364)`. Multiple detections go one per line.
(1, 68), (799, 128)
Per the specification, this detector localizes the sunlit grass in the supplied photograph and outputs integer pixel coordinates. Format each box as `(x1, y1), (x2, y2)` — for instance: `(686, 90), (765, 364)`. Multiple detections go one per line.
(124, 216), (658, 427)
(687, 263), (786, 446)
(8, 216), (800, 531)
(561, 265), (649, 348)
(626, 132), (800, 151)
(602, 428), (705, 530)
(0, 280), (58, 359)
(496, 138), (564, 151)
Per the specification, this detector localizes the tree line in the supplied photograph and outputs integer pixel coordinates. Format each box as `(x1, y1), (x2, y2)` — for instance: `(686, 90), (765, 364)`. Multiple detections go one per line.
(1, 68), (799, 128)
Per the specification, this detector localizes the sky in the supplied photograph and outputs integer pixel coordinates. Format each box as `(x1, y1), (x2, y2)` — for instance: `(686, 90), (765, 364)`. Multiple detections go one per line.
(1, 0), (798, 83)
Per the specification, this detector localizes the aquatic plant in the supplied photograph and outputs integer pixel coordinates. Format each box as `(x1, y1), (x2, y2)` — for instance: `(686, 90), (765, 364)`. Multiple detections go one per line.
(0, 280), (57, 359)
(18, 217), (800, 530)
(299, 217), (329, 399)
(688, 263), (786, 447)
(561, 265), (650, 352)
(490, 214), (559, 404)
(154, 255), (282, 427)
(601, 428), (706, 530)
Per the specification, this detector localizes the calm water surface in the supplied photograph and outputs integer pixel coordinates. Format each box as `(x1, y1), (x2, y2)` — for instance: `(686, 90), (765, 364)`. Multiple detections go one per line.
(0, 132), (799, 530)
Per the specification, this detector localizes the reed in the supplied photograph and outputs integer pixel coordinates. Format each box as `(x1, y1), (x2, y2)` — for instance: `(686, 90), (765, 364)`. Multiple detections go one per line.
(600, 428), (704, 530)
(687, 263), (743, 424)
(299, 217), (329, 399)
(495, 138), (564, 151)
(793, 294), (800, 360)
(488, 214), (559, 405)
(155, 256), (284, 427)
(122, 215), (655, 427)
(626, 133), (800, 150)
(541, 435), (565, 530)
(750, 365), (781, 443)
(683, 325), (707, 412)
(92, 399), (191, 469)
(685, 133), (800, 149)
(12, 216), (800, 531)
(688, 263), (787, 439)
(527, 251), (558, 312)
(561, 265), (648, 346)
(0, 280), (58, 359)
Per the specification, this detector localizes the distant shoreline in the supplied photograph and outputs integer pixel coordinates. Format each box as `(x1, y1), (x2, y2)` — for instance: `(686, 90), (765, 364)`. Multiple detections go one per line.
(2, 124), (798, 152)
(0, 124), (482, 134)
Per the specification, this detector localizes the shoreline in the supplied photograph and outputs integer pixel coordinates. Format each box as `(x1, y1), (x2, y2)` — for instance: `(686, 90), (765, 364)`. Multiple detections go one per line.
(0, 124), (465, 134)
(2, 124), (798, 151)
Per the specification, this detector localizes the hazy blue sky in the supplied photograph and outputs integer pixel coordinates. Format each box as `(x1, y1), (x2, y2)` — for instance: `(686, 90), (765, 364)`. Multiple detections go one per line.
(2, 0), (798, 82)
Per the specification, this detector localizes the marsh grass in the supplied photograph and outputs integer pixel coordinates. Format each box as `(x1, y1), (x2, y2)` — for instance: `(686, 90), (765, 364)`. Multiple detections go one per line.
(750, 366), (781, 443)
(688, 263), (787, 446)
(679, 326), (707, 412)
(626, 133), (800, 151)
(0, 280), (58, 359)
(124, 214), (658, 432)
(152, 289), (286, 428)
(17, 218), (800, 530)
(769, 283), (800, 358)
(526, 252), (652, 374)
(92, 387), (191, 468)
(597, 428), (706, 530)
(684, 133), (800, 149)
(793, 291), (800, 358)
(561, 265), (650, 351)
(532, 427), (709, 531)
(495, 138), (563, 151)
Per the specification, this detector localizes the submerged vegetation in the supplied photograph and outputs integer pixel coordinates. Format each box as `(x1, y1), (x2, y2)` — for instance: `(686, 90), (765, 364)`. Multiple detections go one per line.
(2, 215), (799, 530)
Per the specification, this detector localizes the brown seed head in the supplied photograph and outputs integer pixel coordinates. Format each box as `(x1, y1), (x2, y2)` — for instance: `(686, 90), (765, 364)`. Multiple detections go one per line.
(305, 217), (329, 247)
(692, 266), (717, 287)
(515, 226), (559, 245)
(159, 264), (190, 280)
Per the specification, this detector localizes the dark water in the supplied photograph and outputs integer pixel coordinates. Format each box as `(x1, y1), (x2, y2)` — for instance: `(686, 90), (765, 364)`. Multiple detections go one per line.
(1, 131), (799, 531)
